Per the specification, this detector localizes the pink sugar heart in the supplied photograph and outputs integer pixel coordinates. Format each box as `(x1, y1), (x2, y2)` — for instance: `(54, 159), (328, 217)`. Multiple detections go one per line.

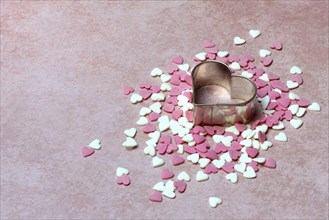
(270, 80), (289, 92)
(192, 126), (206, 134)
(253, 68), (265, 77)
(277, 97), (291, 108)
(167, 143), (178, 154)
(231, 141), (242, 151)
(139, 90), (152, 100)
(248, 161), (259, 172)
(298, 98), (311, 107)
(205, 163), (218, 174)
(244, 54), (255, 62)
(214, 126), (225, 134)
(258, 131), (266, 144)
(204, 126), (215, 135)
(251, 119), (261, 130)
(268, 91), (280, 99)
(195, 144), (208, 153)
(193, 134), (206, 144)
(290, 75), (303, 84)
(228, 54), (239, 62)
(123, 86), (134, 95)
(161, 168), (174, 180)
(260, 57), (273, 67)
(185, 110), (194, 122)
(163, 104), (175, 113)
(82, 146), (95, 157)
(267, 72), (280, 80)
(208, 48), (219, 54)
(184, 75), (192, 86)
(169, 87), (181, 97)
(184, 146), (197, 154)
(174, 180), (187, 193)
(166, 64), (178, 74)
(205, 150), (218, 160)
(225, 132), (237, 141)
(170, 74), (181, 86)
(183, 91), (193, 102)
(246, 147), (259, 158)
(215, 143), (228, 154)
(284, 110), (292, 121)
(160, 135), (172, 145)
(247, 62), (256, 69)
(266, 116), (278, 127)
(149, 112), (161, 122)
(172, 154), (185, 166)
(143, 123), (156, 133)
(222, 162), (235, 173)
(239, 59), (248, 67)
(270, 41), (283, 50)
(167, 97), (178, 106)
(263, 157), (276, 168)
(228, 149), (241, 160)
(172, 108), (183, 120)
(206, 53), (216, 60)
(151, 85), (161, 93)
(174, 135), (184, 144)
(156, 144), (167, 155)
(140, 83), (152, 89)
(149, 191), (162, 202)
(267, 102), (277, 111)
(257, 87), (269, 98)
(172, 55), (184, 65)
(255, 79), (268, 88)
(179, 82), (191, 92)
(117, 174), (130, 186)
(203, 39), (215, 48)
(217, 57), (229, 63)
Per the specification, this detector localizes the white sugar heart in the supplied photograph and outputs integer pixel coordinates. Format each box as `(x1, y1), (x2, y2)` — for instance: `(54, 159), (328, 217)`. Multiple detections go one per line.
(124, 128), (137, 138)
(260, 141), (273, 150)
(217, 50), (229, 57)
(182, 133), (193, 143)
(187, 153), (199, 163)
(273, 88), (282, 94)
(288, 92), (300, 100)
(199, 158), (211, 168)
(150, 102), (162, 114)
(177, 171), (191, 182)
(195, 52), (206, 61)
(239, 153), (252, 163)
(136, 116), (148, 126)
(240, 139), (252, 147)
(212, 159), (225, 169)
(153, 182), (165, 192)
(253, 157), (266, 163)
(88, 139), (101, 150)
(152, 156), (165, 167)
(296, 107), (306, 117)
(241, 128), (252, 138)
(243, 166), (256, 178)
(234, 36), (246, 45)
(122, 137), (138, 149)
(177, 144), (184, 154)
(259, 73), (269, 81)
(259, 49), (271, 57)
(150, 67), (163, 76)
(256, 124), (268, 133)
(249, 29), (261, 38)
(229, 62), (241, 71)
(165, 180), (175, 190)
(169, 120), (181, 135)
(247, 130), (257, 140)
(288, 104), (299, 115)
(221, 136), (233, 147)
(160, 74), (171, 82)
(241, 71), (253, 79)
(260, 95), (270, 110)
(130, 93), (143, 104)
(148, 131), (161, 141)
(140, 107), (151, 116)
(151, 93), (165, 101)
(160, 83), (172, 92)
(226, 173), (238, 183)
(162, 188), (176, 199)
(220, 152), (232, 162)
(178, 127), (190, 138)
(234, 163), (246, 173)
(290, 66), (302, 74)
(145, 138), (157, 147)
(144, 145), (156, 156)
(196, 170), (209, 182)
(274, 132), (288, 142)
(308, 102), (320, 111)
(188, 141), (195, 146)
(158, 115), (170, 132)
(272, 121), (285, 130)
(225, 126), (240, 135)
(209, 197), (222, 208)
(178, 63), (189, 71)
(290, 118), (303, 129)
(287, 80), (299, 89)
(116, 167), (129, 177)
(252, 140), (260, 149)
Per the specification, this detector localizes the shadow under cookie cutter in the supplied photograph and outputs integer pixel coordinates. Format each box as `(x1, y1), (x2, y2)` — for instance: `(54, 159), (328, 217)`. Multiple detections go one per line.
(191, 61), (257, 126)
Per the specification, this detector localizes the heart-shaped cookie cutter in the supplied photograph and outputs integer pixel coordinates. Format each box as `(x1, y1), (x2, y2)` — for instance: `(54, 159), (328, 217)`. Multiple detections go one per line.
(192, 61), (257, 126)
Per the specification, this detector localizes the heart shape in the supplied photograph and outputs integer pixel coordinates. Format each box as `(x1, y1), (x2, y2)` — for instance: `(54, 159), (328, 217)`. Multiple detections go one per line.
(226, 173), (238, 183)
(174, 180), (187, 193)
(196, 170), (209, 182)
(116, 174), (130, 186)
(161, 168), (174, 180)
(130, 93), (143, 104)
(172, 55), (184, 64)
(308, 102), (320, 111)
(124, 128), (137, 138)
(149, 191), (162, 202)
(136, 116), (148, 126)
(234, 162), (246, 173)
(234, 36), (246, 45)
(274, 132), (287, 142)
(249, 29), (261, 38)
(153, 182), (166, 192)
(150, 67), (163, 77)
(123, 86), (134, 95)
(152, 156), (165, 167)
(172, 154), (185, 166)
(192, 61), (257, 126)
(177, 171), (191, 182)
(116, 167), (129, 177)
(209, 197), (222, 208)
(243, 166), (257, 178)
(82, 146), (95, 157)
(88, 139), (101, 150)
(290, 118), (303, 129)
(143, 145), (156, 156)
(195, 52), (206, 61)
(290, 66), (302, 74)
(217, 51), (229, 57)
(122, 137), (138, 149)
(286, 80), (299, 89)
(259, 49), (271, 57)
(270, 41), (282, 50)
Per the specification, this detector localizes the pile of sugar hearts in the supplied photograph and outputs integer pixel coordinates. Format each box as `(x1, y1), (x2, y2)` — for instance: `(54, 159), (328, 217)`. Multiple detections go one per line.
(84, 29), (321, 208)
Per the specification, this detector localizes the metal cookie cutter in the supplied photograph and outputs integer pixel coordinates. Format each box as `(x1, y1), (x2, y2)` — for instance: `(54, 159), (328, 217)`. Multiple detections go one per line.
(192, 61), (257, 126)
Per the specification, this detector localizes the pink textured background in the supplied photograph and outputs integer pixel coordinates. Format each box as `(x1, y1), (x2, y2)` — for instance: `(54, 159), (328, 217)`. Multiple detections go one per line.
(1, 1), (328, 219)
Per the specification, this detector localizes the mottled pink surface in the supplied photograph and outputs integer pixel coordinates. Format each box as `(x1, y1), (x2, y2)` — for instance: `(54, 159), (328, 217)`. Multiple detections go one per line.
(1, 1), (328, 219)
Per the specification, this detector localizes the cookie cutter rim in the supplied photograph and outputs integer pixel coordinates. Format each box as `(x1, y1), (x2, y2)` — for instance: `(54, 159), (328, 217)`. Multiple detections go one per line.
(191, 60), (257, 125)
